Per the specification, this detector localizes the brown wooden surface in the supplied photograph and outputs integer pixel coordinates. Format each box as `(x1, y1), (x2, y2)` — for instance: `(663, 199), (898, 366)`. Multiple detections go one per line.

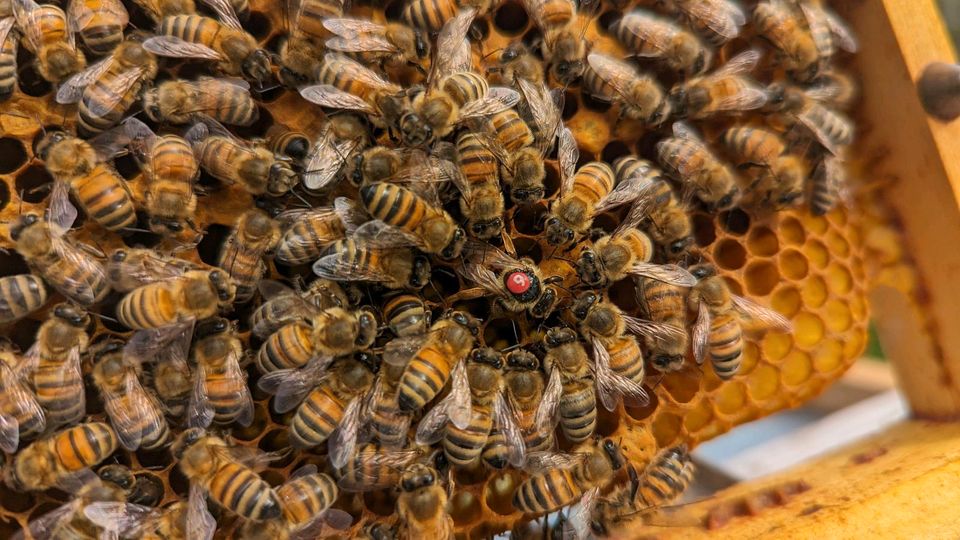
(840, 0), (960, 418)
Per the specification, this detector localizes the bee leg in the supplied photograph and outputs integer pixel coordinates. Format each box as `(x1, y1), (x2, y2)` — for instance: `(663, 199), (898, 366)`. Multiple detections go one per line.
(447, 287), (488, 303)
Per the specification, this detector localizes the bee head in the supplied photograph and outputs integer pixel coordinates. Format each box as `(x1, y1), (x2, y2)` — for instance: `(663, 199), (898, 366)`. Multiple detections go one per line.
(690, 263), (716, 281)
(9, 213), (40, 241)
(575, 248), (604, 286)
(601, 438), (624, 470)
(448, 310), (480, 336)
(408, 254), (431, 290)
(506, 349), (539, 371)
(652, 353), (684, 372)
(355, 350), (381, 374)
(668, 236), (693, 256)
(171, 427), (206, 460)
(34, 130), (68, 159)
(242, 49), (273, 87)
(207, 270), (236, 303)
(414, 30), (430, 59)
(400, 464), (436, 492)
(439, 227), (466, 260)
(98, 464), (136, 492)
(398, 112), (432, 147)
(356, 308), (379, 348)
(470, 217), (503, 239)
(471, 347), (503, 369)
(544, 327), (577, 348)
(713, 186), (740, 212)
(571, 291), (599, 321)
(544, 216), (575, 247)
(53, 303), (88, 327)
(194, 317), (231, 339)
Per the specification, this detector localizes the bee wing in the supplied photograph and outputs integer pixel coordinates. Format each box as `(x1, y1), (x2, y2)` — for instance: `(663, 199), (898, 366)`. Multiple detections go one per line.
(711, 48), (761, 78)
(534, 366), (562, 435)
(16, 500), (82, 540)
(142, 35), (223, 61)
(414, 401), (450, 445)
(187, 484), (216, 540)
(591, 338), (649, 411)
(622, 314), (686, 344)
(258, 358), (331, 413)
(447, 358), (472, 429)
(562, 486), (600, 540)
(594, 169), (658, 216)
(518, 78), (561, 148)
(463, 239), (520, 268)
(707, 81), (768, 115)
(732, 295), (793, 331)
(795, 104), (852, 155)
(823, 7), (857, 53)
(384, 335), (426, 366)
(55, 56), (114, 104)
(303, 130), (356, 191)
(197, 0), (241, 29)
(83, 68), (147, 118)
(324, 19), (396, 53)
(524, 451), (585, 473)
(354, 220), (424, 250)
(336, 449), (422, 491)
(586, 52), (641, 103)
(300, 84), (376, 113)
(84, 502), (157, 538)
(628, 261), (697, 287)
(231, 352), (255, 427)
(455, 264), (502, 297)
(458, 87), (521, 120)
(325, 53), (400, 93)
(328, 395), (363, 468)
(494, 392), (526, 468)
(0, 17), (15, 47)
(186, 365), (214, 429)
(122, 117), (157, 151)
(51, 240), (108, 306)
(0, 412), (19, 454)
(67, 0), (128, 35)
(103, 376), (149, 450)
(312, 250), (396, 284)
(617, 11), (677, 56)
(558, 126), (578, 193)
(429, 8), (475, 85)
(49, 178), (78, 233)
(692, 299), (710, 365)
(676, 0), (744, 42)
(12, 0), (44, 53)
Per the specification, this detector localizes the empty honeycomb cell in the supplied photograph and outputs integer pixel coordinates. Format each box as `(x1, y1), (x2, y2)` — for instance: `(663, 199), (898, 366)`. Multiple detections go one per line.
(801, 275), (829, 308)
(512, 202), (547, 236)
(715, 380), (748, 416)
(747, 226), (779, 257)
(813, 339), (846, 373)
(781, 350), (814, 386)
(778, 216), (806, 245)
(843, 329), (867, 360)
(714, 238), (747, 270)
(723, 276), (744, 296)
(562, 91), (579, 120)
(806, 214), (829, 235)
(804, 239), (830, 269)
(494, 1), (528, 34)
(780, 249), (809, 280)
(744, 260), (780, 296)
(746, 364), (780, 401)
(826, 229), (851, 258)
(542, 163), (561, 199)
(738, 341), (760, 375)
(661, 369), (701, 403)
(762, 327), (793, 362)
(683, 400), (715, 434)
(850, 293), (868, 320)
(484, 471), (523, 516)
(718, 208), (751, 235)
(484, 318), (520, 349)
(693, 212), (717, 247)
(824, 299), (853, 332)
(261, 470), (285, 487)
(624, 390), (658, 421)
(651, 412), (683, 448)
(601, 140), (631, 163)
(608, 279), (640, 312)
(826, 262), (854, 294)
(456, 463), (495, 486)
(365, 490), (400, 516)
(0, 138), (27, 174)
(597, 402), (622, 436)
(245, 12), (272, 39)
(0, 488), (34, 513)
(771, 286), (803, 319)
(794, 313), (826, 349)
(14, 164), (52, 203)
(0, 250), (30, 277)
(827, 207), (848, 227)
(451, 492), (483, 526)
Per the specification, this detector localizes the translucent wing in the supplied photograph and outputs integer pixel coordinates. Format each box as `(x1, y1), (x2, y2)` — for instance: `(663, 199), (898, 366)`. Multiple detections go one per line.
(300, 84), (375, 113)
(324, 53), (401, 93)
(52, 239), (107, 306)
(535, 366), (562, 435)
(0, 413), (19, 454)
(142, 35), (223, 60)
(558, 127), (578, 192)
(12, 0), (43, 52)
(676, 0), (743, 42)
(0, 17), (16, 47)
(122, 117), (157, 150)
(198, 0), (241, 28)
(83, 69), (147, 118)
(258, 358), (331, 413)
(562, 487), (600, 540)
(524, 451), (585, 474)
(187, 484), (216, 540)
(328, 395), (363, 469)
(336, 449), (421, 491)
(84, 502), (157, 538)
(732, 295), (793, 331)
(68, 0), (128, 34)
(692, 299), (710, 365)
(414, 394), (451, 445)
(618, 10), (677, 56)
(824, 8), (857, 53)
(795, 104), (853, 155)
(455, 264), (502, 297)
(587, 52), (642, 103)
(354, 220), (422, 250)
(124, 321), (194, 364)
(591, 338), (649, 411)
(334, 197), (367, 233)
(462, 239), (520, 269)
(430, 8), (475, 85)
(187, 364), (214, 429)
(711, 48), (761, 78)
(16, 500), (80, 540)
(56, 56), (114, 104)
(622, 314), (687, 344)
(707, 83), (768, 114)
(103, 374), (151, 450)
(383, 336), (426, 367)
(230, 350), (255, 427)
(627, 261), (697, 287)
(324, 19), (396, 53)
(494, 393), (526, 467)
(303, 128), (359, 191)
(312, 250), (399, 284)
(446, 359), (472, 429)
(458, 87), (521, 120)
(518, 78), (561, 149)
(89, 124), (135, 160)
(49, 179), (78, 233)
(594, 167), (657, 215)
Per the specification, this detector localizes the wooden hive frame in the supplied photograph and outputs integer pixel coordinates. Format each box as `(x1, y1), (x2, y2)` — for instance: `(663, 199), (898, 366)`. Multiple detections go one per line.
(621, 0), (960, 536)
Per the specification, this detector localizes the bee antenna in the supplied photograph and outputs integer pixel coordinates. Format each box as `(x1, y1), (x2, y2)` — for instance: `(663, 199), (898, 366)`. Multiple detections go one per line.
(510, 319), (520, 344)
(480, 47), (503, 61)
(289, 188), (312, 209)
(121, 227), (153, 234)
(89, 312), (118, 323)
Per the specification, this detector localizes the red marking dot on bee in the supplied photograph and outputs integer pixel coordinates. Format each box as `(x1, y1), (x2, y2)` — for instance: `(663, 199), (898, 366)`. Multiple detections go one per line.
(506, 271), (531, 294)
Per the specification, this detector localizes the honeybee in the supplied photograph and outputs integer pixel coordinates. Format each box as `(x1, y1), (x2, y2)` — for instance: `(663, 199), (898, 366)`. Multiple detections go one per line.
(810, 69), (858, 110)
(403, 0), (492, 33)
(410, 76), (521, 148)
(657, 122), (740, 210)
(522, 0), (585, 84)
(303, 114), (370, 191)
(276, 0), (334, 89)
(56, 34), (160, 136)
(255, 305), (378, 373)
(139, 326), (195, 417)
(397, 463), (454, 540)
(489, 41), (545, 87)
(143, 77), (259, 126)
(636, 276), (690, 372)
(368, 341), (416, 449)
(186, 119), (299, 197)
(764, 82), (855, 155)
(610, 10), (711, 76)
(12, 0), (86, 83)
(0, 343), (45, 453)
(20, 304), (89, 428)
(116, 268), (236, 330)
(106, 247), (204, 293)
(809, 153), (848, 216)
(84, 499), (193, 540)
(335, 443), (422, 492)
(416, 347), (526, 468)
(217, 209), (281, 304)
(670, 49), (767, 119)
(35, 130), (138, 232)
(513, 438), (625, 514)
(120, 117), (199, 236)
(91, 339), (170, 451)
(540, 328), (596, 443)
(722, 125), (805, 208)
(397, 311), (480, 414)
(455, 242), (560, 319)
(324, 18), (429, 72)
(0, 14), (18, 100)
(501, 350), (555, 456)
(143, 0), (272, 86)
(546, 160), (638, 248)
(241, 465), (353, 539)
(250, 278), (357, 339)
(172, 428), (282, 521)
(0, 274), (47, 324)
(266, 124), (310, 164)
(358, 182), (466, 260)
(585, 52), (671, 124)
(5, 421), (118, 491)
(576, 198), (698, 288)
(384, 293), (430, 338)
(129, 0), (195, 23)
(15, 476), (128, 540)
(274, 199), (363, 266)
(313, 238), (432, 291)
(689, 264), (792, 379)
(757, 0), (857, 82)
(260, 353), (378, 461)
(188, 317), (253, 428)
(660, 0), (746, 45)
(615, 158), (693, 258)
(572, 291), (685, 353)
(454, 132), (505, 239)
(67, 0), (128, 54)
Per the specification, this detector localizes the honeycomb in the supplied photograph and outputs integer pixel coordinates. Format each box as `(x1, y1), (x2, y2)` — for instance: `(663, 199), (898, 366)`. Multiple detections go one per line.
(0, 0), (869, 537)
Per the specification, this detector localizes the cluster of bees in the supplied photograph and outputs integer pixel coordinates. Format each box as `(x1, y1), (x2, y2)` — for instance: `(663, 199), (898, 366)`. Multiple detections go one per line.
(0, 0), (859, 536)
